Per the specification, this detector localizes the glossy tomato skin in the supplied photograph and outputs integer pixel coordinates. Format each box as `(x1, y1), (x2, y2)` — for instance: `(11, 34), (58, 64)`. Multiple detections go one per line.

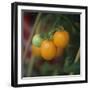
(53, 31), (70, 48)
(32, 34), (43, 47)
(41, 40), (56, 60)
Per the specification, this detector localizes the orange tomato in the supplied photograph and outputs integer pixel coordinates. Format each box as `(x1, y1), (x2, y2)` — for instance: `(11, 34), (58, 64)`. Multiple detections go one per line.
(32, 45), (41, 56)
(41, 40), (56, 60)
(53, 31), (69, 48)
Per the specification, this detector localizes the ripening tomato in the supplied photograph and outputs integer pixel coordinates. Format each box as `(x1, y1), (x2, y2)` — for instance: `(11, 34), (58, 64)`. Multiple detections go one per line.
(32, 34), (43, 47)
(53, 31), (70, 48)
(41, 40), (56, 60)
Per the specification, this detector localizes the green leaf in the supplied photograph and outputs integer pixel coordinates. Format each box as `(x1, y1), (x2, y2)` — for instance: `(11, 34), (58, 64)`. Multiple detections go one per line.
(40, 62), (53, 76)
(64, 58), (80, 74)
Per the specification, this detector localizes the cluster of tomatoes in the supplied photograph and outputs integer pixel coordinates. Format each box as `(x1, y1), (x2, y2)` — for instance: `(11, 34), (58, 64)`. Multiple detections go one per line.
(31, 27), (70, 61)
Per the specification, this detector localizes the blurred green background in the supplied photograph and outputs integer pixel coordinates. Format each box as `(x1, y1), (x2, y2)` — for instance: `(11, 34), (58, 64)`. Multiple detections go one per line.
(22, 12), (80, 77)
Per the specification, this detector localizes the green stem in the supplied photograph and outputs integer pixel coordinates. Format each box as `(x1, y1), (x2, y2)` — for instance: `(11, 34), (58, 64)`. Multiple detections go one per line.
(26, 13), (42, 77)
(23, 12), (42, 60)
(27, 56), (35, 77)
(49, 17), (60, 32)
(35, 20), (42, 34)
(69, 48), (80, 75)
(60, 15), (73, 27)
(74, 48), (80, 63)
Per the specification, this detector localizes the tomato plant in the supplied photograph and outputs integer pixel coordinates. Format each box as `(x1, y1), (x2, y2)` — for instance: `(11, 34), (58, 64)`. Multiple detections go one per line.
(22, 12), (80, 77)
